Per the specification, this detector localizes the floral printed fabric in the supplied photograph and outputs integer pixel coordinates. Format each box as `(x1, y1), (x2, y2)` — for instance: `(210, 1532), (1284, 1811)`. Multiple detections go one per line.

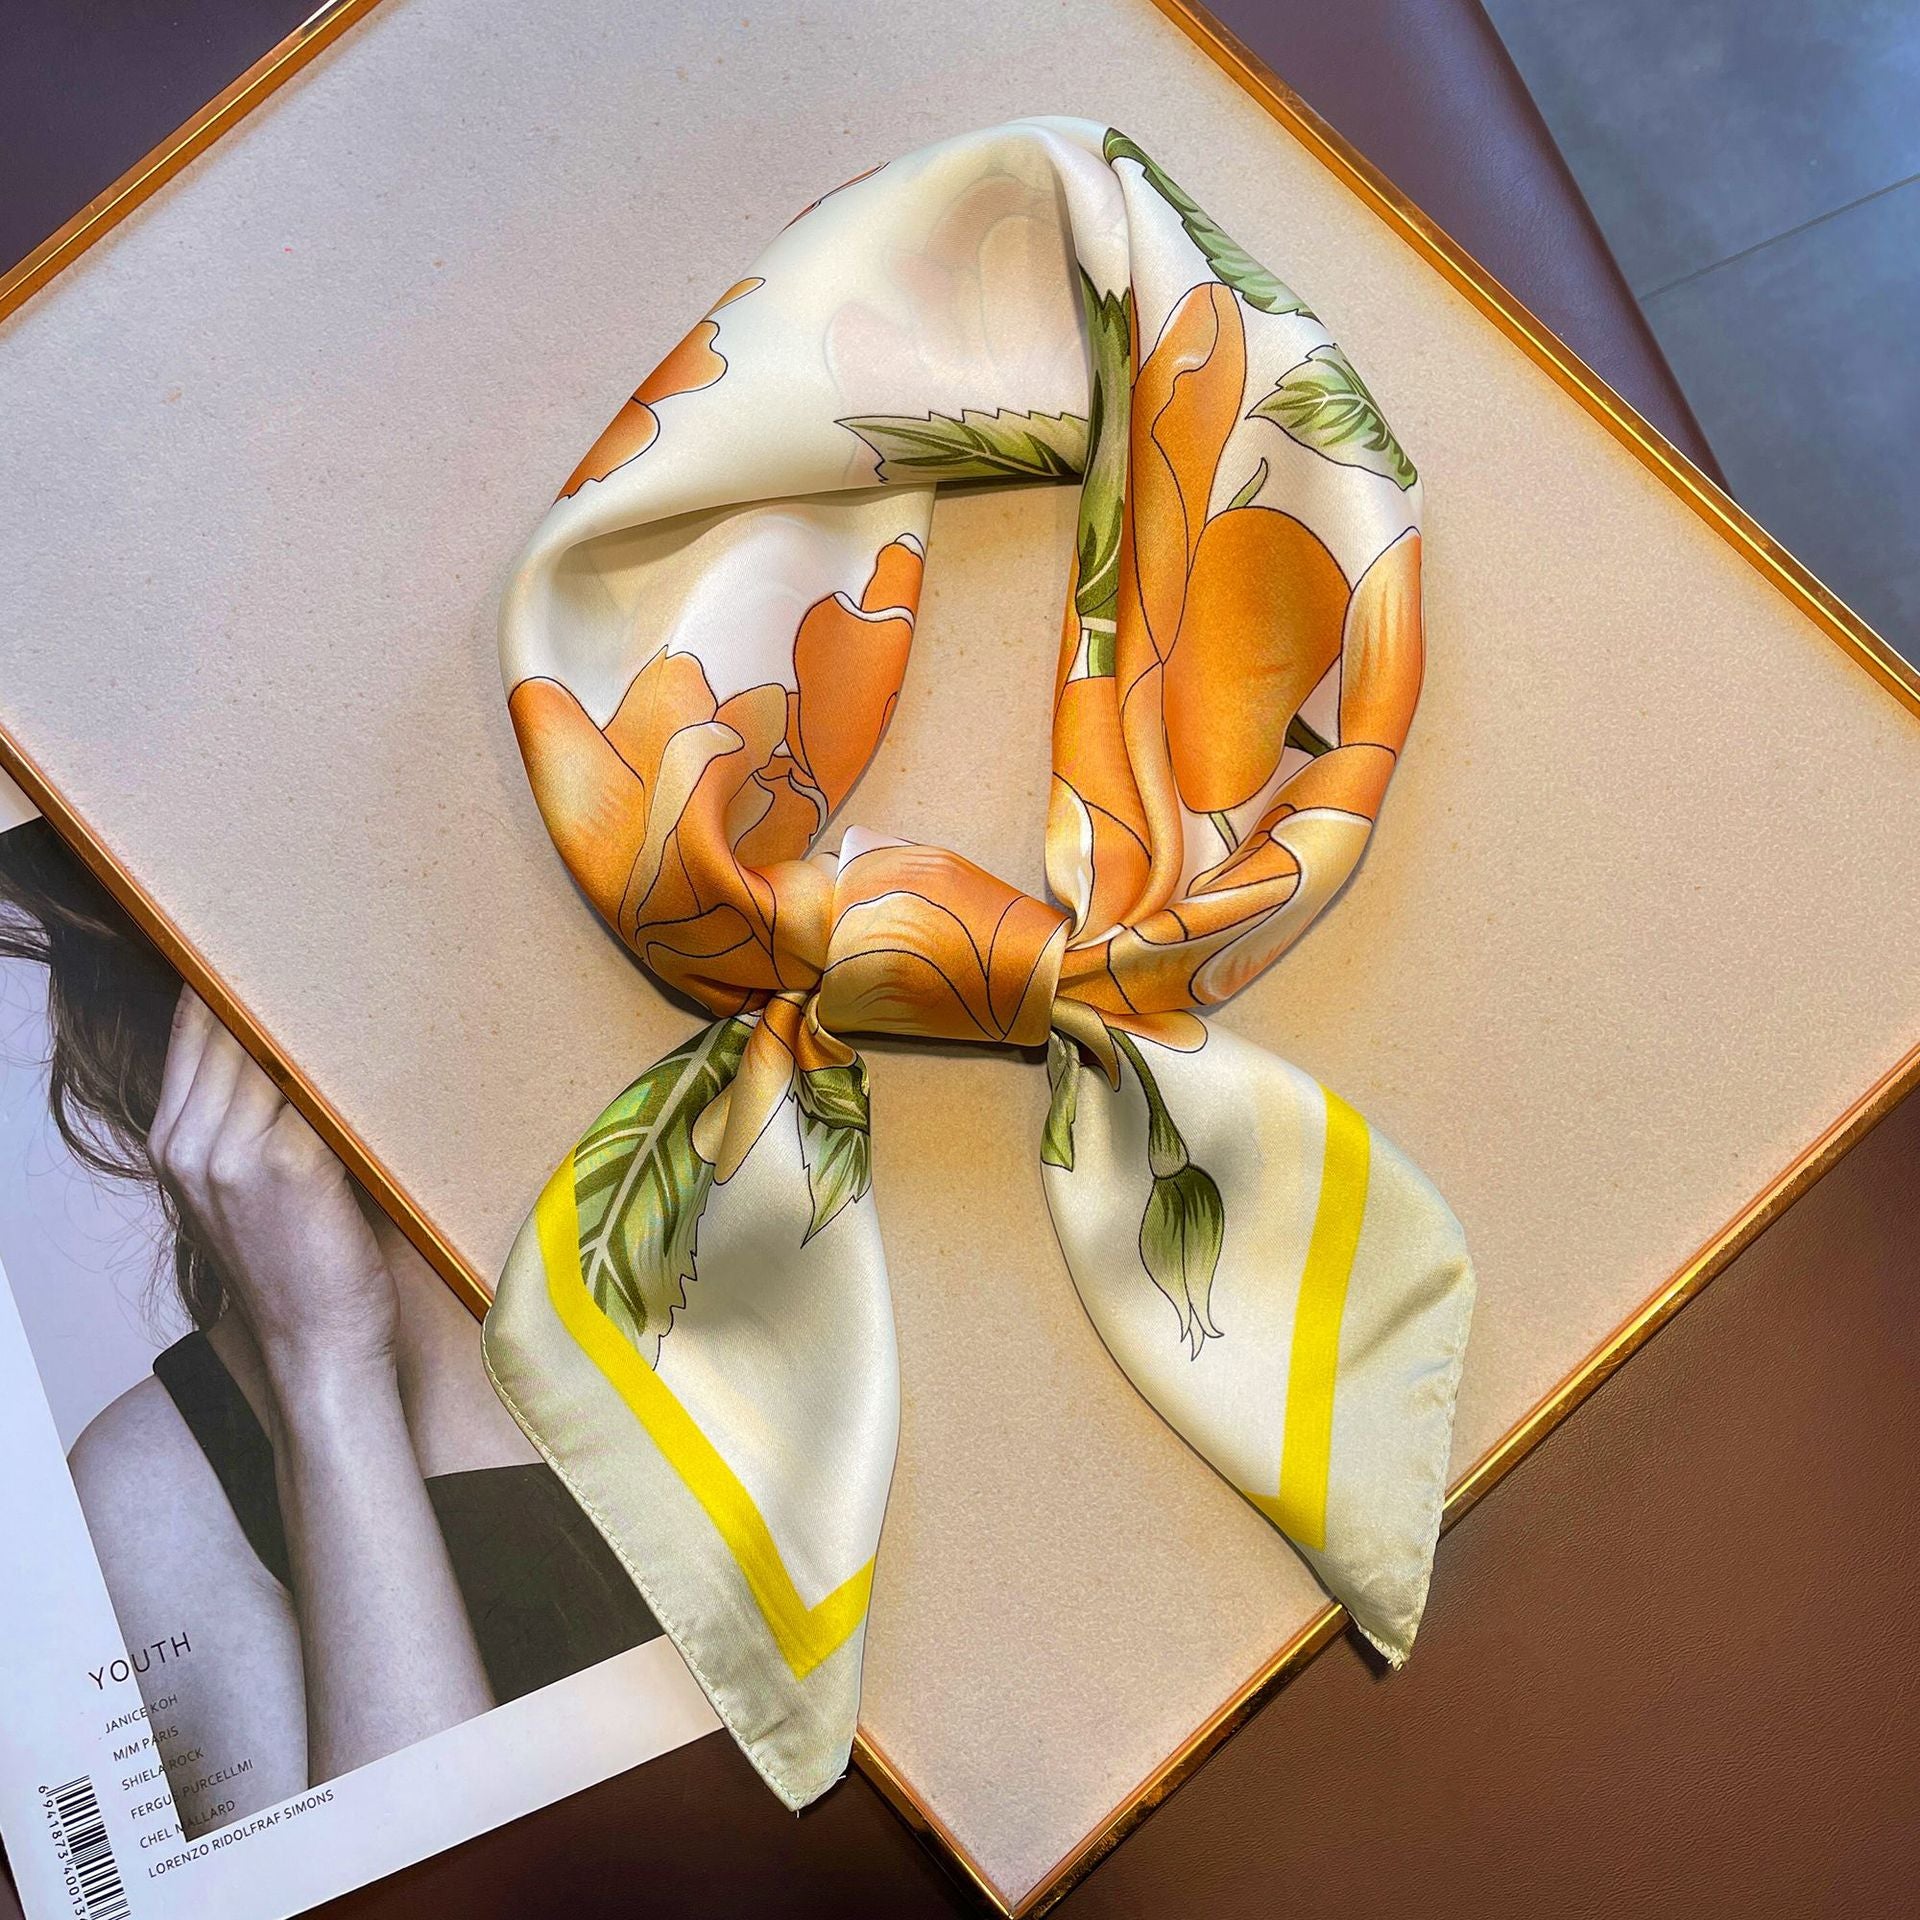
(486, 118), (1475, 1808)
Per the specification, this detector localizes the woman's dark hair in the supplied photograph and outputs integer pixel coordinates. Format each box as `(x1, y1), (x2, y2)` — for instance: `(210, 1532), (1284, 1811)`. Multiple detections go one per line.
(0, 819), (221, 1326)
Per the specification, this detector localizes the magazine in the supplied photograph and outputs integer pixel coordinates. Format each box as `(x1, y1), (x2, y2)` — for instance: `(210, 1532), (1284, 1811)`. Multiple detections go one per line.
(0, 776), (718, 1920)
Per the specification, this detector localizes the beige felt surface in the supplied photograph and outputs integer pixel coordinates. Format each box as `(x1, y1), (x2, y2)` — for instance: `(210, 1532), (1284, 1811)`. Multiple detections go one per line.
(3, 0), (1919, 1903)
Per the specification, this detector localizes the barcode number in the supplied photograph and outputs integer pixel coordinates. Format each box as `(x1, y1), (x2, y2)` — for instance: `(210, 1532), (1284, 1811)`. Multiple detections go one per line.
(47, 1775), (130, 1920)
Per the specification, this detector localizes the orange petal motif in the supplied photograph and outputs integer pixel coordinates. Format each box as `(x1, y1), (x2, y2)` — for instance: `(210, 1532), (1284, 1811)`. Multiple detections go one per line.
(596, 653), (738, 942)
(1105, 284), (1257, 923)
(1113, 531), (1186, 921)
(1255, 742), (1396, 827)
(601, 649), (726, 795)
(1163, 508), (1350, 813)
(821, 839), (1068, 1046)
(637, 681), (793, 1003)
(735, 764), (827, 869)
(791, 537), (923, 811)
(1058, 831), (1301, 1016)
(1339, 529), (1424, 756)
(1128, 284), (1247, 656)
(508, 677), (652, 930)
(695, 994), (854, 1183)
(558, 278), (763, 500)
(1048, 673), (1152, 937)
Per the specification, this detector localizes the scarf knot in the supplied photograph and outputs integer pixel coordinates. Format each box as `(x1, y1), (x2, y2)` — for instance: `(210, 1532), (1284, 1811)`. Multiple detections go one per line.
(816, 828), (1068, 1048)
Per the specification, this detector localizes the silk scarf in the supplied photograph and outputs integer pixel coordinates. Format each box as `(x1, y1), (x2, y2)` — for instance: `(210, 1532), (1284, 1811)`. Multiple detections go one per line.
(486, 118), (1475, 1808)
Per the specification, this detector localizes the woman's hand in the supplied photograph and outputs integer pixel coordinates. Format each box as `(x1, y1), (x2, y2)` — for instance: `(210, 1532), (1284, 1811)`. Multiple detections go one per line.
(147, 987), (398, 1393)
(142, 988), (495, 1778)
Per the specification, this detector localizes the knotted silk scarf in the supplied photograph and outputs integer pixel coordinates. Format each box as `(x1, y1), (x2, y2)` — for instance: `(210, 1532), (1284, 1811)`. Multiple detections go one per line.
(486, 118), (1474, 1808)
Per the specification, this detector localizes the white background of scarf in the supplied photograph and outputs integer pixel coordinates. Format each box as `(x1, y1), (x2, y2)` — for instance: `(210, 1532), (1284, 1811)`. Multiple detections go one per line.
(2, 0), (1918, 1902)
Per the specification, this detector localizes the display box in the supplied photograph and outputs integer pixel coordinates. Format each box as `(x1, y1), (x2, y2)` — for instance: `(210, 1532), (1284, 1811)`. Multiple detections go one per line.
(3, 0), (1918, 1911)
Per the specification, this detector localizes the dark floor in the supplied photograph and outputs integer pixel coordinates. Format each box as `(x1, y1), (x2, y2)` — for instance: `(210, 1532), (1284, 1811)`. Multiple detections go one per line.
(1484, 0), (1920, 655)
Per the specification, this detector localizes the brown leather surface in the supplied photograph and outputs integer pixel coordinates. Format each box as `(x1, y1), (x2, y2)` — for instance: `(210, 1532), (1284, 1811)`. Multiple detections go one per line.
(1199, 0), (1726, 485)
(321, 1728), (973, 1920)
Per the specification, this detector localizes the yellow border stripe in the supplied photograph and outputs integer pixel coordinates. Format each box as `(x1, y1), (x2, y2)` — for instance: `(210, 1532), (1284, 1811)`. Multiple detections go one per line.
(534, 1154), (872, 1679)
(1257, 1087), (1370, 1551)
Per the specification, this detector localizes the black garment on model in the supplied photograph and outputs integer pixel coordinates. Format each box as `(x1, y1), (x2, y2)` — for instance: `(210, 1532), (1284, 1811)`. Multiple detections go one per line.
(151, 1330), (660, 1704)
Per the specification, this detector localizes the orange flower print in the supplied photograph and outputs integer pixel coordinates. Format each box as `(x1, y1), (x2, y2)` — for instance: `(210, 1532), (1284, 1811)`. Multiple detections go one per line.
(1337, 528), (1423, 756)
(1125, 282), (1245, 656)
(820, 836), (1068, 1047)
(1057, 831), (1304, 1018)
(507, 537), (924, 1016)
(1059, 279), (1324, 972)
(557, 278), (762, 500)
(1048, 671), (1151, 939)
(508, 649), (806, 1011)
(1125, 532), (1422, 1010)
(506, 656), (721, 937)
(1119, 281), (1356, 816)
(1184, 809), (1373, 1004)
(1047, 281), (1424, 1039)
(1109, 282), (1259, 918)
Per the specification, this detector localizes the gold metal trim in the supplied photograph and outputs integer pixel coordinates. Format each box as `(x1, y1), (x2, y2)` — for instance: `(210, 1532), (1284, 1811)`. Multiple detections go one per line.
(0, 0), (384, 327)
(3, 1), (1917, 1913)
(857, 1731), (1009, 1914)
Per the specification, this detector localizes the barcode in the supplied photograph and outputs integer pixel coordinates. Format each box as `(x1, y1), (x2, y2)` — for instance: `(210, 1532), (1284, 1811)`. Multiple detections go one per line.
(47, 1776), (129, 1920)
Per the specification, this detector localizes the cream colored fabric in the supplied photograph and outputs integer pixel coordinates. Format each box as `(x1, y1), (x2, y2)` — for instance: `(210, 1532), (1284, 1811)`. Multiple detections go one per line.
(484, 116), (1473, 1805)
(1046, 1022), (1471, 1656)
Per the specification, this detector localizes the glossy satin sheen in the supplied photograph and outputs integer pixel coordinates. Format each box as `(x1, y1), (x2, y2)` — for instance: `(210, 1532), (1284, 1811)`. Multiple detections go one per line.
(484, 116), (1475, 1807)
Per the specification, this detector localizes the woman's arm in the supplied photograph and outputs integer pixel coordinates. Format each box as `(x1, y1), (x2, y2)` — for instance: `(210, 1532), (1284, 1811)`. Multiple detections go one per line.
(70, 1377), (310, 1837)
(268, 1357), (496, 1779)
(146, 991), (494, 1784)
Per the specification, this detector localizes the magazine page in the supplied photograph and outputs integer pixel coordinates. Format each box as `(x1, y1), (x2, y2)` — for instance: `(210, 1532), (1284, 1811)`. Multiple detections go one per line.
(0, 779), (717, 1920)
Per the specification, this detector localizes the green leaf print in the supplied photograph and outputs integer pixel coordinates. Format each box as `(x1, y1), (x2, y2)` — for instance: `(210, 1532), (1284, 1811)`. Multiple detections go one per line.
(1139, 1163), (1227, 1360)
(1074, 271), (1132, 629)
(1224, 455), (1269, 513)
(1042, 1031), (1081, 1170)
(796, 1059), (873, 1242)
(1250, 344), (1418, 490)
(1288, 712), (1333, 758)
(839, 409), (1088, 484)
(572, 1016), (754, 1361)
(1111, 1029), (1226, 1358)
(1102, 129), (1315, 318)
